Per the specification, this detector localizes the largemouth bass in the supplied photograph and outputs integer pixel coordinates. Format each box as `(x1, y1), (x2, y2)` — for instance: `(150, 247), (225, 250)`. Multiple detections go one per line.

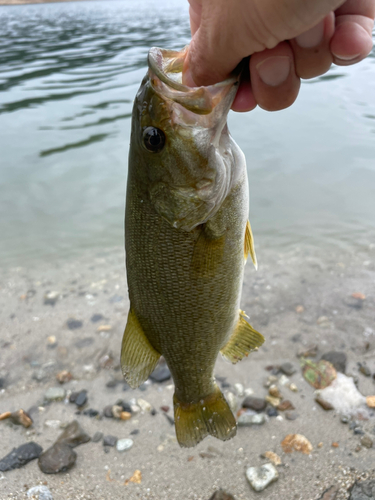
(122, 47), (264, 448)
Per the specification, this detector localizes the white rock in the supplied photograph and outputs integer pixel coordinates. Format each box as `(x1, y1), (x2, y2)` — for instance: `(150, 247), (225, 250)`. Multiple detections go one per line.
(44, 420), (62, 429)
(316, 373), (367, 417)
(137, 398), (152, 412)
(225, 391), (239, 413)
(246, 463), (279, 491)
(243, 387), (254, 397)
(238, 412), (267, 426)
(27, 485), (53, 500)
(234, 383), (244, 397)
(279, 375), (290, 386)
(44, 387), (65, 401)
(116, 438), (133, 452)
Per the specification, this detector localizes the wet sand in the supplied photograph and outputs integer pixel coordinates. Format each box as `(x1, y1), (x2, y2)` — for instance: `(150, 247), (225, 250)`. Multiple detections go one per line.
(0, 243), (375, 499)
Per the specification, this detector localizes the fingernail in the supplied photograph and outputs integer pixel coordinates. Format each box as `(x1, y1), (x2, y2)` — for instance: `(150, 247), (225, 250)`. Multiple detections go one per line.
(295, 20), (325, 48)
(333, 53), (361, 61)
(256, 56), (291, 87)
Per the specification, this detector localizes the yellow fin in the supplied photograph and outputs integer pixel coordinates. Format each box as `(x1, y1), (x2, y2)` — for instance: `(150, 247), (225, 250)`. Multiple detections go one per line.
(244, 220), (257, 270)
(191, 227), (226, 277)
(121, 308), (160, 389)
(220, 311), (264, 364)
(173, 385), (236, 448)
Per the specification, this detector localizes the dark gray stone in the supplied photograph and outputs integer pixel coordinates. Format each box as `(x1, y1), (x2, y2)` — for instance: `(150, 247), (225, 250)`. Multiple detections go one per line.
(56, 421), (90, 448)
(349, 479), (375, 499)
(103, 405), (113, 418)
(242, 396), (267, 412)
(91, 314), (104, 323)
(320, 351), (347, 373)
(83, 409), (99, 417)
(92, 432), (103, 443)
(280, 362), (296, 376)
(38, 443), (76, 474)
(0, 442), (43, 471)
(66, 318), (83, 330)
(130, 429), (139, 435)
(103, 435), (117, 447)
(208, 490), (235, 500)
(74, 390), (88, 407)
(285, 411), (299, 420)
(150, 363), (171, 383)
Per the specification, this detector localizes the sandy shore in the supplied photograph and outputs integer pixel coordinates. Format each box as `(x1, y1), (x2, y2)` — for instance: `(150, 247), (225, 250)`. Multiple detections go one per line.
(0, 243), (374, 499)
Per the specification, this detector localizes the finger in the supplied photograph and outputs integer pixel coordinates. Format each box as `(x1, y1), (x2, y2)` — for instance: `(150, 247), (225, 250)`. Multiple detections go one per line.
(231, 64), (257, 112)
(331, 16), (374, 65)
(188, 0), (202, 36)
(289, 13), (335, 79)
(250, 42), (301, 112)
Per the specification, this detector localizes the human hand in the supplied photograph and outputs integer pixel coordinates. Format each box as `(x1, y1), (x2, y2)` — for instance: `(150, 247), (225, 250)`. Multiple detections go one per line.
(183, 0), (375, 112)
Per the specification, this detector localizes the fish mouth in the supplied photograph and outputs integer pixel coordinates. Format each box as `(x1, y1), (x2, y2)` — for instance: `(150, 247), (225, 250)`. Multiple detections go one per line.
(148, 47), (240, 117)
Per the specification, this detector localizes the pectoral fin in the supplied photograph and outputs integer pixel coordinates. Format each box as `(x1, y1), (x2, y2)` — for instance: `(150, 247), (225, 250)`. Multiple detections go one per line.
(244, 220), (257, 270)
(121, 308), (160, 389)
(220, 310), (264, 364)
(191, 226), (226, 277)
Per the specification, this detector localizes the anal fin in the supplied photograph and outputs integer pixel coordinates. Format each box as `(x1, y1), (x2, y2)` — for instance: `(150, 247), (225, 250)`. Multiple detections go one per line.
(245, 220), (257, 270)
(173, 385), (236, 448)
(121, 308), (160, 389)
(220, 310), (264, 364)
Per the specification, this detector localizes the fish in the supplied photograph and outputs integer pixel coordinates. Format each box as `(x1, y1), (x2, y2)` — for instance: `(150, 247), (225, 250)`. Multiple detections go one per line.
(121, 47), (264, 448)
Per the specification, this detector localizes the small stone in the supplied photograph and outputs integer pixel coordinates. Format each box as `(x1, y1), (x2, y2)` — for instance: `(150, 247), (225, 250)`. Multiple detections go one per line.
(116, 438), (133, 452)
(225, 391), (239, 413)
(238, 412), (266, 426)
(103, 435), (117, 447)
(289, 383), (298, 392)
(0, 442), (43, 471)
(38, 443), (76, 474)
(56, 420), (91, 448)
(233, 383), (244, 397)
(5, 409), (33, 428)
(280, 362), (296, 376)
(318, 442), (323, 448)
(360, 435), (373, 449)
(317, 486), (339, 500)
(268, 385), (282, 399)
(315, 396), (334, 411)
(265, 396), (281, 407)
(332, 442), (339, 448)
(119, 400), (133, 413)
(125, 469), (142, 485)
(352, 292), (366, 300)
(103, 405), (113, 418)
(279, 375), (290, 386)
(321, 352), (347, 374)
(281, 434), (313, 454)
(149, 362), (171, 383)
(137, 398), (152, 412)
(277, 400), (295, 411)
(97, 325), (112, 332)
(83, 408), (99, 417)
(262, 451), (282, 466)
(27, 485), (53, 500)
(120, 411), (132, 421)
(92, 432), (103, 443)
(285, 411), (298, 420)
(106, 379), (119, 388)
(56, 370), (73, 384)
(91, 314), (104, 323)
(44, 387), (65, 402)
(66, 318), (83, 330)
(208, 490), (235, 500)
(130, 429), (139, 435)
(46, 336), (57, 348)
(112, 405), (123, 419)
(366, 396), (375, 408)
(246, 463), (279, 492)
(264, 375), (278, 388)
(160, 406), (170, 413)
(139, 383), (148, 391)
(295, 305), (304, 313)
(354, 427), (365, 435)
(44, 420), (61, 429)
(348, 479), (375, 500)
(74, 390), (88, 407)
(267, 407), (279, 417)
(242, 396), (267, 412)
(44, 291), (59, 306)
(150, 408), (157, 416)
(341, 416), (349, 424)
(301, 359), (337, 389)
(358, 362), (371, 377)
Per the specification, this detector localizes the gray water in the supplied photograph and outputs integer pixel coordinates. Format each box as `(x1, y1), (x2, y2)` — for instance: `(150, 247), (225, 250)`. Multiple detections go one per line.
(0, 0), (374, 268)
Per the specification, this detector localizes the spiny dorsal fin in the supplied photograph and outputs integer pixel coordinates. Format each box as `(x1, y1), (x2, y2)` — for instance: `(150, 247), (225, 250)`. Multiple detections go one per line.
(220, 310), (264, 364)
(121, 308), (160, 389)
(244, 220), (257, 270)
(173, 385), (237, 448)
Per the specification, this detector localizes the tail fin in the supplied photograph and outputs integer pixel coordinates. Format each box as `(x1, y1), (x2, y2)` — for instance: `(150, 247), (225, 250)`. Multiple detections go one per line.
(173, 385), (237, 448)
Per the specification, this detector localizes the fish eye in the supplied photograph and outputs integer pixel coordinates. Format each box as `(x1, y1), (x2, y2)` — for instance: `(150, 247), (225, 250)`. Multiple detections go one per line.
(142, 127), (166, 153)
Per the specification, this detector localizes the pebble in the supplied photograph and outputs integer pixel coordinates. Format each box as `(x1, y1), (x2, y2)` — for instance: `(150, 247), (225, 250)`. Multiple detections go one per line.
(44, 291), (60, 306)
(74, 390), (88, 407)
(233, 383), (244, 396)
(56, 370), (73, 384)
(285, 411), (299, 421)
(265, 396), (281, 407)
(0, 409), (33, 428)
(238, 412), (266, 426)
(277, 400), (295, 411)
(317, 486), (339, 500)
(38, 443), (76, 474)
(97, 325), (112, 332)
(341, 416), (349, 424)
(56, 421), (91, 448)
(160, 406), (170, 412)
(315, 396), (334, 411)
(354, 427), (365, 435)
(246, 463), (279, 492)
(130, 429), (140, 435)
(149, 362), (171, 383)
(66, 318), (83, 330)
(366, 396), (375, 408)
(266, 407), (279, 417)
(137, 398), (152, 412)
(44, 420), (62, 429)
(321, 351), (347, 374)
(119, 400), (133, 413)
(289, 383), (298, 392)
(103, 435), (117, 447)
(268, 385), (282, 399)
(112, 405), (123, 419)
(27, 485), (53, 500)
(208, 490), (235, 500)
(242, 397), (267, 412)
(360, 435), (373, 449)
(281, 434), (312, 454)
(46, 336), (57, 348)
(103, 405), (113, 418)
(358, 362), (371, 377)
(349, 479), (375, 500)
(0, 442), (43, 471)
(225, 391), (239, 413)
(262, 451), (282, 466)
(91, 314), (104, 323)
(280, 362), (296, 376)
(279, 375), (290, 386)
(92, 432), (103, 443)
(44, 387), (65, 402)
(116, 438), (133, 452)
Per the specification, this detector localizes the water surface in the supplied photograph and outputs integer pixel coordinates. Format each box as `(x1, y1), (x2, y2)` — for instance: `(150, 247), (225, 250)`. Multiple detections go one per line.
(0, 0), (374, 267)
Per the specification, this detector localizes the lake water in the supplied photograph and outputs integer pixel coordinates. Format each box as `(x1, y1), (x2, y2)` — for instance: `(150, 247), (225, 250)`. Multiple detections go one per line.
(0, 0), (374, 268)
